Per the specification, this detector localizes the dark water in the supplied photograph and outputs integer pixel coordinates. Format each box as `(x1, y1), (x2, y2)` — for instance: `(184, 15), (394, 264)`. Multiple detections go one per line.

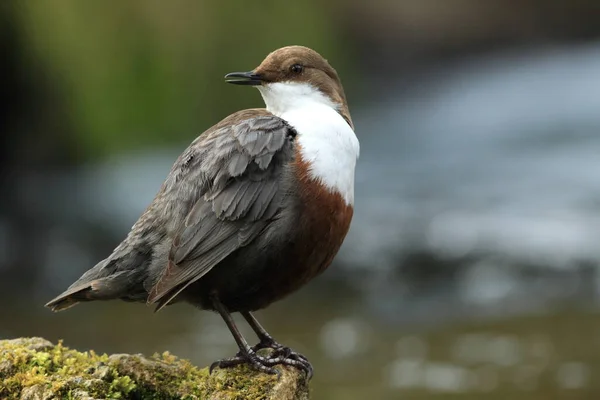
(3, 43), (600, 399)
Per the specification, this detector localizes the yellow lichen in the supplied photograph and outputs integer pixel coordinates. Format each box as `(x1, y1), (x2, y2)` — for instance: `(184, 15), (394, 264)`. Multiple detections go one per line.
(0, 337), (307, 399)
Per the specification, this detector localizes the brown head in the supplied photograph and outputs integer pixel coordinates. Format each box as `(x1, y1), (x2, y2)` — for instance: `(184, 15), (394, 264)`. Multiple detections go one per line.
(225, 46), (352, 128)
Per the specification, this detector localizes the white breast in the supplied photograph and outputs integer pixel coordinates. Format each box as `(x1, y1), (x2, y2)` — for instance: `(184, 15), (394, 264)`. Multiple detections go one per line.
(258, 82), (360, 205)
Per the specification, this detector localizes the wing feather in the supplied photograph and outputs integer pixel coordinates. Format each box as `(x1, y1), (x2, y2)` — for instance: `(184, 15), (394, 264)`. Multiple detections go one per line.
(147, 111), (295, 308)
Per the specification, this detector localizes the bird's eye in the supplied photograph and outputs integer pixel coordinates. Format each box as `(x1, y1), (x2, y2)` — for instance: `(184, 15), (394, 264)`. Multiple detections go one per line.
(290, 64), (304, 74)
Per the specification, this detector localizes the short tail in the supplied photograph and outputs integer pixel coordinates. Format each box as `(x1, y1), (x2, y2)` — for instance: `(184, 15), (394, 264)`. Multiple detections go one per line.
(45, 282), (95, 311)
(45, 269), (134, 312)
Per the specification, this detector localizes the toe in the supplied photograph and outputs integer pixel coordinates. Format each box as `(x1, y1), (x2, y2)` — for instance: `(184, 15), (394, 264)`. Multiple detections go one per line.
(210, 348), (312, 379)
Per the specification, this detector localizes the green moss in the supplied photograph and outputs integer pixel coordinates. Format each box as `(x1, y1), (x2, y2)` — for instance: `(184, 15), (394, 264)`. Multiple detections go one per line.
(0, 338), (308, 400)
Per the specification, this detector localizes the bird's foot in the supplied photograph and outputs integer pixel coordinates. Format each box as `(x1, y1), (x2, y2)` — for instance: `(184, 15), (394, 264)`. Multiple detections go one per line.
(210, 345), (313, 380)
(209, 350), (279, 376)
(251, 338), (305, 359)
(252, 339), (313, 379)
(250, 337), (280, 353)
(251, 339), (312, 379)
(262, 346), (313, 380)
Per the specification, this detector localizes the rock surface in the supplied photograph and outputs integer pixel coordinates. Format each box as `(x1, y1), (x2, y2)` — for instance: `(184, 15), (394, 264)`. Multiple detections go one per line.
(0, 337), (309, 399)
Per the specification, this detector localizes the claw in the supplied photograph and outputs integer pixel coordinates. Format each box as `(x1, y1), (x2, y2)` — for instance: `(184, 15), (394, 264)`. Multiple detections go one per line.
(259, 345), (313, 380)
(211, 301), (306, 379)
(209, 350), (279, 376)
(266, 354), (313, 380)
(210, 333), (313, 380)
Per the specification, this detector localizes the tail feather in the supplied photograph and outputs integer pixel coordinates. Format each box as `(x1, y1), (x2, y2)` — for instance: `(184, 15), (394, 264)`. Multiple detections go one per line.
(45, 270), (134, 312)
(45, 282), (95, 311)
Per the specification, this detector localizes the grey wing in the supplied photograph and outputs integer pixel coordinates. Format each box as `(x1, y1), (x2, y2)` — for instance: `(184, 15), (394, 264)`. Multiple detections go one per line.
(147, 115), (296, 309)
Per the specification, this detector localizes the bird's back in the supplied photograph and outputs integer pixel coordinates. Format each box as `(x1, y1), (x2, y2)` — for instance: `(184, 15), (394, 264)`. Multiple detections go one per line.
(46, 109), (296, 311)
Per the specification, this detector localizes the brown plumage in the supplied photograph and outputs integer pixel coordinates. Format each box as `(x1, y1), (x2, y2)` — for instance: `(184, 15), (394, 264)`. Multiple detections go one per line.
(45, 45), (359, 378)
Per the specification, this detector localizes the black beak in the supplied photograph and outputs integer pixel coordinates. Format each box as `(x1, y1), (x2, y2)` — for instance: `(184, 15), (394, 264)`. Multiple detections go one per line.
(224, 71), (263, 86)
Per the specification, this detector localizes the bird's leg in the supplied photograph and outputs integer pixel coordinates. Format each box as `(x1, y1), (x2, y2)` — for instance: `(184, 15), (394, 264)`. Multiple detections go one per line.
(209, 294), (278, 376)
(242, 311), (280, 351)
(242, 311), (314, 379)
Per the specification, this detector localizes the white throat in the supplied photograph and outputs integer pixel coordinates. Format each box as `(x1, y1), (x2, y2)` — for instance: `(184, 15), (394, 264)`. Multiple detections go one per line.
(258, 82), (360, 205)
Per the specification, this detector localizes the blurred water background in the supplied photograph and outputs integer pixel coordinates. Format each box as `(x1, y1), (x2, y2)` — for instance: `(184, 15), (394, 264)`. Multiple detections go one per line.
(2, 1), (600, 399)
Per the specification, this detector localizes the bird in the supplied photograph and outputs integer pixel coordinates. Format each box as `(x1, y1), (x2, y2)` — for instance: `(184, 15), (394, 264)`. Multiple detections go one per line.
(45, 45), (360, 378)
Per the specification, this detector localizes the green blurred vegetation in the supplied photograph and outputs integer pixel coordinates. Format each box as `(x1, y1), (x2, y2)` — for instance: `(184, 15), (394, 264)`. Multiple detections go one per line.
(13, 1), (351, 159)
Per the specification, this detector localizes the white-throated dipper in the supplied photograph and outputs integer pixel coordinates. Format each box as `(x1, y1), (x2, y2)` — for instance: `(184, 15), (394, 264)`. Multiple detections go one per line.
(46, 45), (360, 378)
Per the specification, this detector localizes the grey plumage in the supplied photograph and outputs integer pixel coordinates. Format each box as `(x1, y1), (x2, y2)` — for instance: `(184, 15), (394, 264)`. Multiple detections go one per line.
(45, 45), (357, 379)
(45, 110), (296, 312)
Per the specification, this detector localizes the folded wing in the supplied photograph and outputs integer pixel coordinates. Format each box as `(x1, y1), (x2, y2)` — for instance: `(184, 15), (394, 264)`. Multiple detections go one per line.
(147, 111), (296, 310)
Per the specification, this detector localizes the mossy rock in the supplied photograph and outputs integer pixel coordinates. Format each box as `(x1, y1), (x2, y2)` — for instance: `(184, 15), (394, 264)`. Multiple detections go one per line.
(0, 337), (309, 399)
